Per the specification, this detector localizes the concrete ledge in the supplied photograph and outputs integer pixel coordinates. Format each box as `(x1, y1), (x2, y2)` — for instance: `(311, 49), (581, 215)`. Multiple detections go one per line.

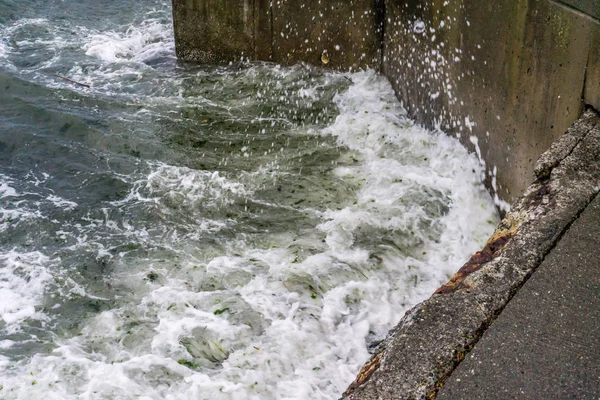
(437, 158), (600, 399)
(343, 109), (600, 400)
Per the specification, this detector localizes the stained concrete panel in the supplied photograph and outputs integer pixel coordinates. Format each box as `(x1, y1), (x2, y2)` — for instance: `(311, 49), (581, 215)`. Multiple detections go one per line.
(271, 0), (382, 70)
(382, 0), (594, 202)
(172, 0), (383, 69)
(585, 24), (600, 110)
(172, 0), (270, 62)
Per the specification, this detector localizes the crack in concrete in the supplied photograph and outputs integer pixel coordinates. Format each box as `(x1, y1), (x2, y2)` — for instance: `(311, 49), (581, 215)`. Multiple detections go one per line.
(534, 110), (598, 179)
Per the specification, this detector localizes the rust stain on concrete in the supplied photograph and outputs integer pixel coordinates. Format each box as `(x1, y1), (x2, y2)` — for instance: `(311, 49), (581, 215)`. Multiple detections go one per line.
(344, 352), (382, 394)
(435, 191), (545, 295)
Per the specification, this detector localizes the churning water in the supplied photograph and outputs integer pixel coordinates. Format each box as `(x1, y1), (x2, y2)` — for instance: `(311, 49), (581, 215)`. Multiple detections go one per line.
(0, 1), (498, 399)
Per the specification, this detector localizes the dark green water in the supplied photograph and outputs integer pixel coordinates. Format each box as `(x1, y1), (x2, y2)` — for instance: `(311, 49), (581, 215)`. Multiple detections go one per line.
(0, 1), (498, 399)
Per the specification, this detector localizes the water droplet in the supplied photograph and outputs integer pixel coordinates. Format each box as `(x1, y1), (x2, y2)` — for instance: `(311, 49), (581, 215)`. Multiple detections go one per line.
(413, 20), (426, 34)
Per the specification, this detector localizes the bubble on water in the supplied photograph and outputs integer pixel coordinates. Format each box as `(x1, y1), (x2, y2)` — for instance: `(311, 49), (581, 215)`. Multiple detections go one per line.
(413, 20), (426, 34)
(0, 250), (56, 331)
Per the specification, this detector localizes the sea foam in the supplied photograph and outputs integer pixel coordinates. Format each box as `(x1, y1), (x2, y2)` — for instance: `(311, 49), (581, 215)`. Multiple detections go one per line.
(0, 71), (498, 400)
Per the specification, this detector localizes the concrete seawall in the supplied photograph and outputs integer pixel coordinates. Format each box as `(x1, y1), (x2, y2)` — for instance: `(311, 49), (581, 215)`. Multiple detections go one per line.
(172, 0), (383, 70)
(383, 0), (600, 203)
(173, 0), (600, 204)
(172, 1), (600, 398)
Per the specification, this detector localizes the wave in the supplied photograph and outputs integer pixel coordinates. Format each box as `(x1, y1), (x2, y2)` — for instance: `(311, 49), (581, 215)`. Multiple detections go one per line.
(0, 71), (498, 400)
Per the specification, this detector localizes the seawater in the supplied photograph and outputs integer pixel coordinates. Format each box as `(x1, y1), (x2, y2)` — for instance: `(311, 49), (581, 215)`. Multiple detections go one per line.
(0, 1), (499, 399)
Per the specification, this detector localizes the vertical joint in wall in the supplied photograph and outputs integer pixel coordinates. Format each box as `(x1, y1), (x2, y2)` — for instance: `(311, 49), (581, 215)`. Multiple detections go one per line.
(376, 0), (386, 72)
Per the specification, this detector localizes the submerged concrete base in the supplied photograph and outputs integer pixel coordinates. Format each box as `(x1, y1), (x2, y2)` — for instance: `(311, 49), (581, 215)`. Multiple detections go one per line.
(343, 110), (600, 400)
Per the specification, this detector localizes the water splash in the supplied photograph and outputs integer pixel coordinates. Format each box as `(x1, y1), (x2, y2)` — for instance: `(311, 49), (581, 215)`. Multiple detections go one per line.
(0, 2), (498, 399)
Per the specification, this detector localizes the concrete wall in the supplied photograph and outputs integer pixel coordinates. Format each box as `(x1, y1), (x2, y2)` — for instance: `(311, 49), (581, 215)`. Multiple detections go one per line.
(383, 0), (600, 202)
(172, 0), (383, 70)
(172, 0), (271, 62)
(271, 0), (383, 69)
(172, 0), (600, 202)
(586, 23), (600, 108)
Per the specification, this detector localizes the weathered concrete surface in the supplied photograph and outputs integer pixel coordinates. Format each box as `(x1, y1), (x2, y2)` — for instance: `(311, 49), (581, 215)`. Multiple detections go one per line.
(272, 0), (382, 70)
(585, 24), (600, 110)
(172, 0), (382, 70)
(436, 191), (600, 400)
(382, 0), (598, 203)
(172, 0), (271, 62)
(343, 110), (600, 400)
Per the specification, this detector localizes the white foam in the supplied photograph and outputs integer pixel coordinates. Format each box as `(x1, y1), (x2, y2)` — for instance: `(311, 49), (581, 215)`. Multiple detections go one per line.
(0, 250), (55, 331)
(322, 71), (497, 282)
(1, 18), (50, 37)
(0, 181), (17, 198)
(0, 41), (7, 60)
(83, 18), (174, 63)
(46, 195), (78, 211)
(0, 7), (175, 95)
(0, 71), (498, 399)
(112, 162), (249, 212)
(0, 175), (45, 232)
